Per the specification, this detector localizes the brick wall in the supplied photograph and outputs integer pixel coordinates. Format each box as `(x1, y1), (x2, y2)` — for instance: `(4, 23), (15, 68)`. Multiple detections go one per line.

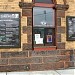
(0, 50), (73, 72)
(0, 0), (74, 72)
(60, 0), (75, 50)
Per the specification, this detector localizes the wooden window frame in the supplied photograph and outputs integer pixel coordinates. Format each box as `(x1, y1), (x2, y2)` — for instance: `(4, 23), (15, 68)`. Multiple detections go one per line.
(32, 0), (56, 50)
(33, 0), (55, 7)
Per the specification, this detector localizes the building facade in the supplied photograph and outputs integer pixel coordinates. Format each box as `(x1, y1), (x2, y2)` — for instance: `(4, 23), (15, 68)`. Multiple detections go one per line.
(0, 0), (74, 72)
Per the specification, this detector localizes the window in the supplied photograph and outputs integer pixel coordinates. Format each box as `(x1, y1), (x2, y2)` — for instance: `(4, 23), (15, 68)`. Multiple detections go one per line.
(33, 0), (56, 50)
(0, 12), (21, 48)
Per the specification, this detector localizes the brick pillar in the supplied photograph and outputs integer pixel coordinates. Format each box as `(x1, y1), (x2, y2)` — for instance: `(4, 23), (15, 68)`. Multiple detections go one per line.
(55, 4), (69, 49)
(19, 2), (33, 50)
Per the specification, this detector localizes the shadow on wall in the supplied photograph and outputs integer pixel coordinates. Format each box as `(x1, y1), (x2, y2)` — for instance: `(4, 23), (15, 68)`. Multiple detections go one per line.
(0, 69), (74, 75)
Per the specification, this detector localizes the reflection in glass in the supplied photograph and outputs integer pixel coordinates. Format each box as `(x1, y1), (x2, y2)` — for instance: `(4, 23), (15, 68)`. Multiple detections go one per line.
(33, 7), (55, 27)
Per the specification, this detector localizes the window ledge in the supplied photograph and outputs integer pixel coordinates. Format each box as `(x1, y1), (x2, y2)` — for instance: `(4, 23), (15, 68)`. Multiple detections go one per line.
(34, 46), (56, 51)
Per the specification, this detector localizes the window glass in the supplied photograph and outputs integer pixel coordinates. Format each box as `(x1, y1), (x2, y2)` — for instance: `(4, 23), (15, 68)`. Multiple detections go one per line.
(33, 28), (44, 45)
(33, 28), (55, 45)
(35, 0), (53, 4)
(33, 7), (55, 27)
(44, 28), (55, 46)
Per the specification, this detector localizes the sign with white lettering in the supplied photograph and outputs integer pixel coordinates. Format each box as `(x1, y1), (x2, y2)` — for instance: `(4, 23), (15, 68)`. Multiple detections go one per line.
(0, 12), (21, 48)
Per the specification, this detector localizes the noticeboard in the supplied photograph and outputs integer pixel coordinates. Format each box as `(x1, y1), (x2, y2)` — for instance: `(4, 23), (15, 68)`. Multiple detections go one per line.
(0, 12), (21, 48)
(66, 16), (75, 41)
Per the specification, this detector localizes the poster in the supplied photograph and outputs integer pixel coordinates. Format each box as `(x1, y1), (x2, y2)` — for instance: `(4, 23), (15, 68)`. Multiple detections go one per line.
(47, 35), (52, 42)
(0, 12), (21, 48)
(36, 38), (43, 44)
(66, 16), (75, 41)
(35, 34), (43, 44)
(35, 34), (40, 41)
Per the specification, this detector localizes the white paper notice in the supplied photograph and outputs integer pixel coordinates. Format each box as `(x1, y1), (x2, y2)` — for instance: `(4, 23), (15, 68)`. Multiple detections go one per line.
(35, 34), (40, 41)
(36, 38), (43, 44)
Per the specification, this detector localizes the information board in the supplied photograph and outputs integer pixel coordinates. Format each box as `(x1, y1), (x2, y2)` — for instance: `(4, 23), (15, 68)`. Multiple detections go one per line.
(66, 16), (75, 41)
(0, 12), (21, 48)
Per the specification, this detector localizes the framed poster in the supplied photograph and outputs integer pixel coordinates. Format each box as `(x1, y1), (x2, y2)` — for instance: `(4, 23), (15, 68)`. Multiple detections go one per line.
(0, 12), (21, 48)
(66, 16), (75, 41)
(46, 35), (52, 42)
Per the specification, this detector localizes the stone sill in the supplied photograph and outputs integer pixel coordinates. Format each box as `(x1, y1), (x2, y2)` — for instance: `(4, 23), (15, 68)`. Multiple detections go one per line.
(34, 46), (56, 51)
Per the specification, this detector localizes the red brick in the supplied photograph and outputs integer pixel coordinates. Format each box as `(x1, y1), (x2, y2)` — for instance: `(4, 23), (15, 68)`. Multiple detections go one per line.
(43, 55), (70, 63)
(53, 62), (64, 69)
(1, 51), (28, 58)
(8, 57), (42, 65)
(30, 62), (64, 71)
(19, 2), (33, 9)
(0, 59), (8, 65)
(27, 34), (32, 44)
(30, 64), (53, 71)
(57, 10), (65, 18)
(73, 49), (75, 54)
(29, 50), (73, 56)
(22, 26), (32, 34)
(56, 17), (61, 26)
(22, 9), (32, 16)
(57, 26), (65, 33)
(22, 43), (32, 50)
(56, 34), (61, 42)
(55, 4), (69, 10)
(60, 50), (73, 55)
(0, 65), (30, 72)
(57, 42), (65, 49)
(27, 17), (32, 26)
(64, 62), (74, 68)
(29, 50), (60, 57)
